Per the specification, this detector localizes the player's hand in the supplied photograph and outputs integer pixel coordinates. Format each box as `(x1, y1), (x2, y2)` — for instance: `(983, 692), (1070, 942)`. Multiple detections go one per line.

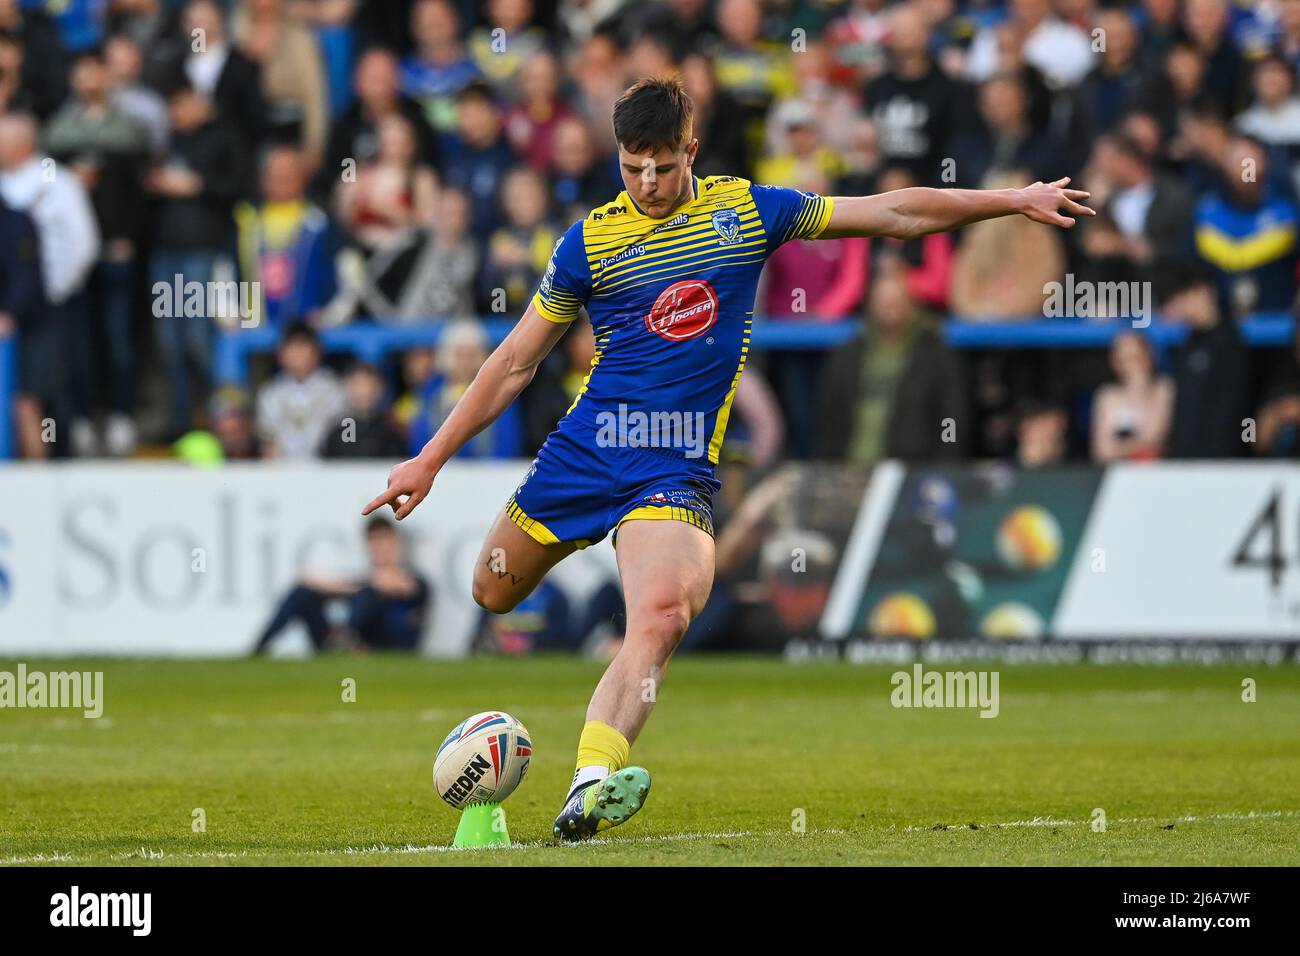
(362, 456), (436, 520)
(1018, 177), (1094, 228)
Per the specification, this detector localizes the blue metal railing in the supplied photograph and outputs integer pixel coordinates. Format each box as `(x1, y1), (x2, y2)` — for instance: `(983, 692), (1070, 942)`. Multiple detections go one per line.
(1, 312), (1296, 460)
(0, 336), (14, 459)
(213, 312), (1297, 387)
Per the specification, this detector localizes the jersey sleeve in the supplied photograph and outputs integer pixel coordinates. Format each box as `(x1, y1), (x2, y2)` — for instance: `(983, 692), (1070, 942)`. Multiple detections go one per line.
(531, 219), (592, 323)
(750, 183), (836, 252)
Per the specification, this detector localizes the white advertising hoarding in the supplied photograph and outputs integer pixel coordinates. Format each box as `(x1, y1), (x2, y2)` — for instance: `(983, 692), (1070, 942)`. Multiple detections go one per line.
(1053, 463), (1300, 638)
(0, 462), (617, 656)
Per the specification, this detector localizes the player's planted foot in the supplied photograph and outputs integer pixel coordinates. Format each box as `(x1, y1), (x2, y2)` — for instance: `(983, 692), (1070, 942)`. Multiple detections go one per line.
(553, 766), (651, 842)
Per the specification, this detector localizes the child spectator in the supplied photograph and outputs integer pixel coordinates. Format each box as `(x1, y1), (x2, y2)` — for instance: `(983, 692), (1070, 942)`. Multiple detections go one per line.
(255, 321), (347, 458)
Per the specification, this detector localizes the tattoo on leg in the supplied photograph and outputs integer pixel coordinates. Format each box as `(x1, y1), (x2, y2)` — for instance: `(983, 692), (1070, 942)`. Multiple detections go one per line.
(483, 555), (526, 586)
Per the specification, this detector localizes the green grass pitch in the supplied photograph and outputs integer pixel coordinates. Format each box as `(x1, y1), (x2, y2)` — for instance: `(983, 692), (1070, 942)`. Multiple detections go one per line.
(1, 656), (1297, 866)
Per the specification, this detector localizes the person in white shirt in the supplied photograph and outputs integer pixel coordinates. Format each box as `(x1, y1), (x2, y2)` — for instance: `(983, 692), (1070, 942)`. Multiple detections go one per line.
(966, 0), (1097, 90)
(255, 321), (347, 459)
(0, 112), (100, 457)
(0, 113), (100, 310)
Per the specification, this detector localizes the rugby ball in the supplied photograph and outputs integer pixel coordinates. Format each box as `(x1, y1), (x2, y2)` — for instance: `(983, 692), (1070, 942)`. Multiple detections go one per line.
(433, 711), (532, 810)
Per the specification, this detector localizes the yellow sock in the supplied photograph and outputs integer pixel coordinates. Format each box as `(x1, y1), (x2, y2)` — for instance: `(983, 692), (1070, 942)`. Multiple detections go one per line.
(569, 720), (629, 796)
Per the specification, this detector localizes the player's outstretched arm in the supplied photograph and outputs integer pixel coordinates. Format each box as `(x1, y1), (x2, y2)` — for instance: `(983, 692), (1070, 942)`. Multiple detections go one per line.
(362, 303), (570, 520)
(818, 177), (1094, 240)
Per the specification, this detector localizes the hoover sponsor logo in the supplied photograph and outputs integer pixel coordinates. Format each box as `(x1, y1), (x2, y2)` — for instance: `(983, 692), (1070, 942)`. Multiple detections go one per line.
(644, 279), (718, 341)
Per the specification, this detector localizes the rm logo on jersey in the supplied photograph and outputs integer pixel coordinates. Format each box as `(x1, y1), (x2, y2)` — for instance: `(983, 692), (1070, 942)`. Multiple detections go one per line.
(711, 208), (743, 245)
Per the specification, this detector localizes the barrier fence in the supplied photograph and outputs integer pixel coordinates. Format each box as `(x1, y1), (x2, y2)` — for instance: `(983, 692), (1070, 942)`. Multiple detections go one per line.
(0, 313), (1295, 459)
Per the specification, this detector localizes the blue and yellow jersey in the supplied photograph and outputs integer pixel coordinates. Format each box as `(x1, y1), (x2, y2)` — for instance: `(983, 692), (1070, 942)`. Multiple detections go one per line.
(531, 174), (834, 466)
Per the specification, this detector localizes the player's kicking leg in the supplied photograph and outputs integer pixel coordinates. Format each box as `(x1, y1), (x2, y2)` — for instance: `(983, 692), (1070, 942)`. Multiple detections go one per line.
(553, 517), (714, 841)
(471, 507), (577, 614)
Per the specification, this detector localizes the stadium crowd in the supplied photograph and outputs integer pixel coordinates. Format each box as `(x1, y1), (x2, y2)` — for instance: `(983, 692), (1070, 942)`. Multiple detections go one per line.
(1, 0), (1300, 466)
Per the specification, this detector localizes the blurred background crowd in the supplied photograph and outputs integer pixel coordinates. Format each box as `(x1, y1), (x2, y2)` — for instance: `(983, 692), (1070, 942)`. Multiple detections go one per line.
(1, 0), (1300, 470)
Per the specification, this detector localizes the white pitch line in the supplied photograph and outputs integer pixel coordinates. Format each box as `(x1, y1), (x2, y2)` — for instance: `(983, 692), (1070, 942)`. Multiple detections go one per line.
(0, 829), (783, 865)
(899, 808), (1300, 832)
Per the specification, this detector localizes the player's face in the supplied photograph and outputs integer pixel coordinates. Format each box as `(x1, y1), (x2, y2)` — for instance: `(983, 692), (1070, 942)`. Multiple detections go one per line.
(616, 139), (698, 218)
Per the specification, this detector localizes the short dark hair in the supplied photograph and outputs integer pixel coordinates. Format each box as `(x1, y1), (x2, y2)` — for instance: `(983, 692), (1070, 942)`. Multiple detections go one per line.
(1155, 259), (1216, 307)
(280, 321), (319, 348)
(365, 516), (398, 537)
(612, 75), (693, 154)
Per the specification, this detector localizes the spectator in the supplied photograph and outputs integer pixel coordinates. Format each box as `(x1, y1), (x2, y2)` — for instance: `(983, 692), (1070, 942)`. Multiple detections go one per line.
(1091, 331), (1174, 462)
(865, 165), (955, 312)
(0, 112), (100, 455)
(681, 53), (750, 181)
(233, 0), (330, 172)
(825, 0), (892, 88)
(549, 115), (619, 220)
(1234, 54), (1300, 177)
(711, 0), (795, 153)
(467, 0), (547, 96)
(0, 0), (67, 118)
(1194, 134), (1299, 313)
(866, 3), (963, 185)
(1282, 0), (1300, 76)
(343, 184), (478, 325)
(950, 170), (1065, 319)
(1161, 263), (1249, 458)
(503, 50), (573, 172)
(147, 83), (247, 440)
(1015, 399), (1069, 467)
(235, 145), (337, 329)
(393, 345), (436, 434)
(481, 166), (559, 313)
(0, 191), (48, 459)
(174, 385), (261, 463)
(1180, 0), (1246, 116)
(110, 0), (183, 88)
(43, 49), (150, 457)
(761, 193), (868, 321)
(286, 0), (358, 119)
(1137, 40), (1209, 143)
(318, 47), (440, 200)
(1079, 131), (1194, 290)
(965, 0), (1094, 91)
(256, 321), (348, 459)
(401, 0), (480, 135)
(163, 0), (268, 152)
(756, 99), (844, 189)
(442, 82), (515, 241)
(253, 516), (432, 654)
(319, 362), (408, 458)
(816, 255), (966, 463)
(336, 112), (437, 254)
(408, 318), (522, 457)
(949, 72), (1061, 189)
(104, 33), (169, 158)
(1255, 327), (1300, 457)
(1077, 8), (1147, 138)
(521, 318), (597, 451)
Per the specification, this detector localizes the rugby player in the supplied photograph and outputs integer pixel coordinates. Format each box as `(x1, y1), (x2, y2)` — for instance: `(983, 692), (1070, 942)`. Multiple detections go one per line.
(363, 76), (1093, 840)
